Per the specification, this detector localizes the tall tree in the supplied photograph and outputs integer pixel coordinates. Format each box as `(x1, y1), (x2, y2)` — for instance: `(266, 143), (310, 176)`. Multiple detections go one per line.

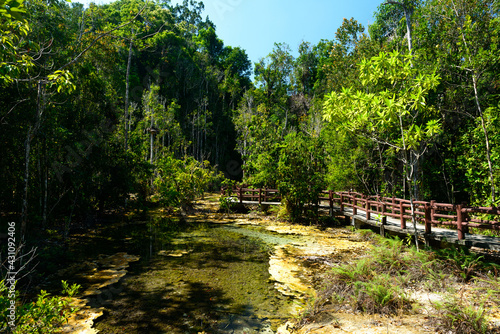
(323, 50), (442, 249)
(414, 0), (500, 204)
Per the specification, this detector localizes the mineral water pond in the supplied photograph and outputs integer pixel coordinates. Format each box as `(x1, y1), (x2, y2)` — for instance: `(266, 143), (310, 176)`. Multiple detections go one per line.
(54, 214), (315, 334)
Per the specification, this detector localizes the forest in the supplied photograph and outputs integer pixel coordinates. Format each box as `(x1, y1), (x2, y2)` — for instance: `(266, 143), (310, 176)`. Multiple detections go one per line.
(1, 0), (500, 331)
(1, 0), (499, 234)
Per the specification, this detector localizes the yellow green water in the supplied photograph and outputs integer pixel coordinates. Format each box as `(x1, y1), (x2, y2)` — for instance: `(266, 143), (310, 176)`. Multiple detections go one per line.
(64, 216), (297, 333)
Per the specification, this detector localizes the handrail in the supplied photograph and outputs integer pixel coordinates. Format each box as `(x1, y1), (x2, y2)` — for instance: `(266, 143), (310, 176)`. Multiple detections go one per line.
(222, 186), (500, 241)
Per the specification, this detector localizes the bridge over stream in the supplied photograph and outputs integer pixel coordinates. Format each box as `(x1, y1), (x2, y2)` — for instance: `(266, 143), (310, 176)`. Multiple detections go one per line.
(223, 187), (500, 252)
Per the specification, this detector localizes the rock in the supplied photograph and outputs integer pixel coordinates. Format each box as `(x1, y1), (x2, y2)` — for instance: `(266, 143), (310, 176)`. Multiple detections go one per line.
(276, 321), (295, 334)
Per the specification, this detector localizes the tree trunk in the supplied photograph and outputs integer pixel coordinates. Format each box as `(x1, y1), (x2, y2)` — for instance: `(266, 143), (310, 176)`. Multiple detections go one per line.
(383, 1), (413, 54)
(150, 115), (154, 165)
(408, 154), (419, 251)
(404, 6), (413, 54)
(124, 32), (134, 151)
(473, 74), (495, 203)
(21, 125), (33, 239)
(21, 81), (46, 239)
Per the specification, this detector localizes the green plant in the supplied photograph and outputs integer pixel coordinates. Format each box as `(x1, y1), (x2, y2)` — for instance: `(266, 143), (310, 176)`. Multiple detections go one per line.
(154, 155), (223, 209)
(218, 195), (235, 213)
(436, 246), (488, 281)
(432, 296), (489, 334)
(353, 274), (411, 314)
(276, 132), (326, 223)
(311, 230), (452, 319)
(0, 280), (81, 333)
(474, 274), (500, 305)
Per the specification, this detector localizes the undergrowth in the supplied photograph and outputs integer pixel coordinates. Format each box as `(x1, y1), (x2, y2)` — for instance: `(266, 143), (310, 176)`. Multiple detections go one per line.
(311, 234), (449, 317)
(300, 230), (500, 333)
(432, 294), (489, 334)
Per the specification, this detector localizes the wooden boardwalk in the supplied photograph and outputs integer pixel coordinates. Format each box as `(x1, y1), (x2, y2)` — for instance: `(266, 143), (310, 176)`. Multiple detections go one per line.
(335, 204), (500, 252)
(226, 187), (500, 252)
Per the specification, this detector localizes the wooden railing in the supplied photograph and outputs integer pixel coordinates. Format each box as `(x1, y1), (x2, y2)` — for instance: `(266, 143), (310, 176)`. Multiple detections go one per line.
(222, 187), (500, 241)
(221, 186), (281, 204)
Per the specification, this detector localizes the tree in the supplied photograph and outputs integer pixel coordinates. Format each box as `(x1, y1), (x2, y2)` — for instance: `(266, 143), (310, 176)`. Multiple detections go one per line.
(277, 131), (325, 222)
(323, 50), (441, 249)
(414, 0), (500, 204)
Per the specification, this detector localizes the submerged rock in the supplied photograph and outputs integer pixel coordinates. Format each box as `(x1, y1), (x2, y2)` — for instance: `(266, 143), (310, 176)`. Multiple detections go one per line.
(157, 249), (191, 257)
(60, 252), (140, 333)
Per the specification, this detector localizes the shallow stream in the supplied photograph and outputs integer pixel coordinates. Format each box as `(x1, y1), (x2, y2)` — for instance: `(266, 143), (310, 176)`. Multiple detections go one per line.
(58, 214), (308, 334)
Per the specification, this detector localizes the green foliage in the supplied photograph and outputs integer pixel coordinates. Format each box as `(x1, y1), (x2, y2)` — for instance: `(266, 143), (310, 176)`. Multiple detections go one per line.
(0, 0), (25, 20)
(474, 275), (500, 305)
(369, 0), (416, 49)
(323, 50), (442, 152)
(435, 246), (500, 281)
(0, 0), (33, 85)
(0, 280), (81, 333)
(432, 296), (489, 334)
(460, 104), (500, 206)
(314, 233), (451, 316)
(218, 195), (235, 213)
(154, 154), (222, 208)
(277, 132), (325, 222)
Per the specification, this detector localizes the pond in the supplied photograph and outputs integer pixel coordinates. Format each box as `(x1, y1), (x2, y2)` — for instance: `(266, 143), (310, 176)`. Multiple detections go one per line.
(59, 214), (304, 334)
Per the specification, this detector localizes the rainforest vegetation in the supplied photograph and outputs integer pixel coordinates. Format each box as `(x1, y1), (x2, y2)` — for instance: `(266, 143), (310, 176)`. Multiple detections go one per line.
(1, 0), (500, 234)
(1, 0), (500, 331)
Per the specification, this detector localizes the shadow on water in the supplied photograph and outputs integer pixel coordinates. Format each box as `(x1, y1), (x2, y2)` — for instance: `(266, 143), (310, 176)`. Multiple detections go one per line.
(63, 214), (292, 333)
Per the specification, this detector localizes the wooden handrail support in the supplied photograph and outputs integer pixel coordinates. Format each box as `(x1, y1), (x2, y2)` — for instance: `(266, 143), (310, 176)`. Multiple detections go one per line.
(365, 196), (371, 221)
(457, 204), (465, 240)
(424, 203), (432, 234)
(400, 200), (406, 229)
(352, 192), (357, 215)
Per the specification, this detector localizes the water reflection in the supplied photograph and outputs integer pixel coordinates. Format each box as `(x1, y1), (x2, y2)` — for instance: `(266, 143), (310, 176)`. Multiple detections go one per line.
(70, 215), (294, 333)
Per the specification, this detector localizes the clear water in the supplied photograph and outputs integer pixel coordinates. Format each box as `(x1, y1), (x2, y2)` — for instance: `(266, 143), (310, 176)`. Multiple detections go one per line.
(66, 215), (295, 333)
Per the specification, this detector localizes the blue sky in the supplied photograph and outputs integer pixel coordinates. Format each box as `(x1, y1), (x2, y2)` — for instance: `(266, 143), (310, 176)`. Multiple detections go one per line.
(76, 0), (384, 66)
(170, 0), (383, 65)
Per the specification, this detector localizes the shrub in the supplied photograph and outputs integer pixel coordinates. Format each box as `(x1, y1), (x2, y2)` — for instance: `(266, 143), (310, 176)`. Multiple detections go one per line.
(0, 280), (80, 333)
(432, 296), (489, 334)
(277, 132), (325, 222)
(312, 234), (450, 317)
(154, 154), (223, 209)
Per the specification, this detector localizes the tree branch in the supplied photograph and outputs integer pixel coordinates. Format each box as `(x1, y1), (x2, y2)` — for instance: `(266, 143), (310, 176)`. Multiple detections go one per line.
(57, 4), (147, 72)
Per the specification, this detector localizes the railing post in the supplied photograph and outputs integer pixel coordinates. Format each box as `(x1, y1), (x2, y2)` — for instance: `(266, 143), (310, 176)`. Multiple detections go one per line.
(400, 200), (406, 229)
(239, 187), (243, 204)
(376, 195), (381, 215)
(424, 203), (432, 234)
(365, 196), (371, 221)
(430, 200), (436, 225)
(340, 193), (344, 212)
(259, 188), (262, 205)
(462, 202), (469, 235)
(381, 202), (387, 225)
(329, 190), (333, 216)
(457, 204), (465, 240)
(353, 195), (357, 215)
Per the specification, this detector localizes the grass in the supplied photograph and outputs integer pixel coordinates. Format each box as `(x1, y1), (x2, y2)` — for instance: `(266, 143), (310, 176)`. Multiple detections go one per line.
(299, 230), (500, 332)
(431, 294), (489, 334)
(313, 235), (447, 316)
